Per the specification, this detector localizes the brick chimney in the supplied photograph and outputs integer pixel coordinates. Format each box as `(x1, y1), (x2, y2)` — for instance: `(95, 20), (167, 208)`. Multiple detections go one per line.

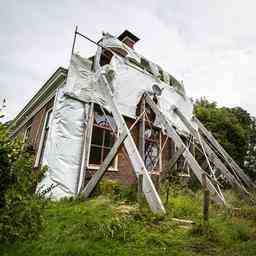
(118, 30), (140, 49)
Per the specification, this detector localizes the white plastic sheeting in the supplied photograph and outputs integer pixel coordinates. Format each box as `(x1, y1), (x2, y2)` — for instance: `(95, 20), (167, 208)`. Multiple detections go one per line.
(38, 38), (194, 199)
(37, 88), (85, 198)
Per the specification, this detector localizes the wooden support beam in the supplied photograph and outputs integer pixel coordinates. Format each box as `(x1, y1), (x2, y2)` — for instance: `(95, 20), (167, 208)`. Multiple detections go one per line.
(94, 74), (166, 214)
(151, 174), (160, 192)
(194, 117), (255, 190)
(173, 106), (248, 195)
(139, 97), (145, 160)
(144, 95), (226, 205)
(81, 130), (128, 199)
(202, 173), (210, 223)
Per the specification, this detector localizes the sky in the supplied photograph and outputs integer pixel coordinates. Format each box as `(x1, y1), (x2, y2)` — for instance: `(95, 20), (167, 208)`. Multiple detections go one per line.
(1, 0), (256, 122)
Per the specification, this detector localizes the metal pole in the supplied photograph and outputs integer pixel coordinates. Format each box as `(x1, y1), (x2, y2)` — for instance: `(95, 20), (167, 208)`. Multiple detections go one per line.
(71, 25), (78, 57)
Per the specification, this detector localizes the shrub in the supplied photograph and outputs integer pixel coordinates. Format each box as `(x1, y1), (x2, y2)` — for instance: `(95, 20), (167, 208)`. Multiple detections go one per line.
(0, 123), (47, 241)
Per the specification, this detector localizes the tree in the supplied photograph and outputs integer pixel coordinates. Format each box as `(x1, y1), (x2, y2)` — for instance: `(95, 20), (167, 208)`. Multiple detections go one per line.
(193, 98), (256, 182)
(244, 117), (256, 181)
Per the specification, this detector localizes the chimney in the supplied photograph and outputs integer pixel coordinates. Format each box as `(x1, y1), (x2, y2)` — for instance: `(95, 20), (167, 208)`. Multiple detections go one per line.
(117, 30), (140, 49)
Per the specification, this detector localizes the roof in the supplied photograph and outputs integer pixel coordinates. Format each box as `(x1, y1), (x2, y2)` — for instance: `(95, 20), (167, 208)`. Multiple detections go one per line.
(10, 67), (67, 135)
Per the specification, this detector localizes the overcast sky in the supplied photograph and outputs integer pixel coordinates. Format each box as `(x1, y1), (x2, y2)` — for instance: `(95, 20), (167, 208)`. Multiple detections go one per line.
(1, 0), (256, 122)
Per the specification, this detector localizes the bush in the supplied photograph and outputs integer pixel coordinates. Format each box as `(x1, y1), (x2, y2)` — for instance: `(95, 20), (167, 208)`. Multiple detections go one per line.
(0, 123), (47, 241)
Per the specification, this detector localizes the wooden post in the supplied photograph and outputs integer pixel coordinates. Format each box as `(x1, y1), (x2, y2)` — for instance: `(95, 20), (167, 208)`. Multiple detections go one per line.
(165, 146), (185, 204)
(71, 25), (78, 56)
(137, 174), (143, 204)
(202, 173), (210, 223)
(151, 174), (160, 192)
(139, 97), (145, 160)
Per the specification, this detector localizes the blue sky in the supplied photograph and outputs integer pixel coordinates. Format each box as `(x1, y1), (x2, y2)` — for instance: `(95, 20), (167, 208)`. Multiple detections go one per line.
(1, 0), (256, 122)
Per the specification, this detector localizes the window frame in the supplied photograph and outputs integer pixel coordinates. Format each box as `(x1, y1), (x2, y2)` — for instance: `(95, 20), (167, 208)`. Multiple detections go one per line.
(23, 125), (32, 144)
(34, 108), (53, 168)
(144, 126), (162, 173)
(87, 109), (119, 172)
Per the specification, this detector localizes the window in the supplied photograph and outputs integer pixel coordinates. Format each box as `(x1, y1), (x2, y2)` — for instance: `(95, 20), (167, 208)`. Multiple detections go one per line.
(144, 127), (160, 172)
(23, 125), (32, 144)
(34, 109), (53, 167)
(88, 107), (118, 170)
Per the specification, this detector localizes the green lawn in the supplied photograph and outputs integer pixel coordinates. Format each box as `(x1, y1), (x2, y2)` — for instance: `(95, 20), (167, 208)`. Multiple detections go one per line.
(1, 188), (256, 256)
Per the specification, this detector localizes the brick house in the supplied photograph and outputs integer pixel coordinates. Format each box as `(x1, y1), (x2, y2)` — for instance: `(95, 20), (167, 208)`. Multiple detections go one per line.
(10, 29), (252, 213)
(9, 30), (196, 207)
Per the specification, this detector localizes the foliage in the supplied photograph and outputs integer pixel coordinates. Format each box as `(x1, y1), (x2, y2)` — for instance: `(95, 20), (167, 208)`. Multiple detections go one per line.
(244, 117), (256, 181)
(0, 123), (47, 241)
(1, 189), (256, 256)
(194, 97), (256, 180)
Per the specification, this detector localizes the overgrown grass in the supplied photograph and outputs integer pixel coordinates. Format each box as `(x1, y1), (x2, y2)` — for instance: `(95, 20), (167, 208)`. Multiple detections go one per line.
(1, 181), (256, 256)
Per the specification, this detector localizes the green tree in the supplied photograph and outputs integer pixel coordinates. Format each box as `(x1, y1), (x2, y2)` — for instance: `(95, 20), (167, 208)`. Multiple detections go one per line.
(244, 117), (256, 181)
(193, 98), (251, 174)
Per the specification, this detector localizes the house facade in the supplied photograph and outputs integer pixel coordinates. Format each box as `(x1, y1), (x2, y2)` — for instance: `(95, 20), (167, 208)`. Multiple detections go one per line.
(10, 30), (189, 190)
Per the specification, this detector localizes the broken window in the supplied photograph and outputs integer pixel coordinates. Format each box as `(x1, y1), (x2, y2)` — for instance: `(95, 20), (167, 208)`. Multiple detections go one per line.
(89, 106), (117, 169)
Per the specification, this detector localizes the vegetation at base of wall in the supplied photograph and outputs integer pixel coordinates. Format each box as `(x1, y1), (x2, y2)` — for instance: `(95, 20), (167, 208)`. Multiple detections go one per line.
(0, 123), (47, 241)
(1, 182), (256, 256)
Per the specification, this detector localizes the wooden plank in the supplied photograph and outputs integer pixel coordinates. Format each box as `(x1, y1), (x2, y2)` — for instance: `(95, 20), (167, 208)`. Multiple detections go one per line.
(81, 130), (128, 199)
(171, 218), (195, 224)
(98, 74), (166, 214)
(173, 107), (248, 195)
(194, 117), (255, 189)
(139, 97), (145, 160)
(145, 95), (226, 205)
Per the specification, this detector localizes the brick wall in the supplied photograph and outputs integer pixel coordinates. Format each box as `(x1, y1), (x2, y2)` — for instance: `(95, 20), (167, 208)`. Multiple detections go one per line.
(15, 97), (54, 152)
(88, 117), (175, 185)
(16, 99), (175, 186)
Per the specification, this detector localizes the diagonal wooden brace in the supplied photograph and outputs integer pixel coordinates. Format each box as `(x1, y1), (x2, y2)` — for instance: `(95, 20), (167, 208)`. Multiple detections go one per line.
(144, 94), (226, 204)
(81, 130), (128, 199)
(194, 117), (256, 190)
(173, 106), (249, 195)
(94, 72), (166, 214)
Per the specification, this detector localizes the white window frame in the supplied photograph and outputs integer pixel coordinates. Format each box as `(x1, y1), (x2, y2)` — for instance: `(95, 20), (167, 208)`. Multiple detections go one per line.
(34, 108), (53, 168)
(87, 110), (119, 172)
